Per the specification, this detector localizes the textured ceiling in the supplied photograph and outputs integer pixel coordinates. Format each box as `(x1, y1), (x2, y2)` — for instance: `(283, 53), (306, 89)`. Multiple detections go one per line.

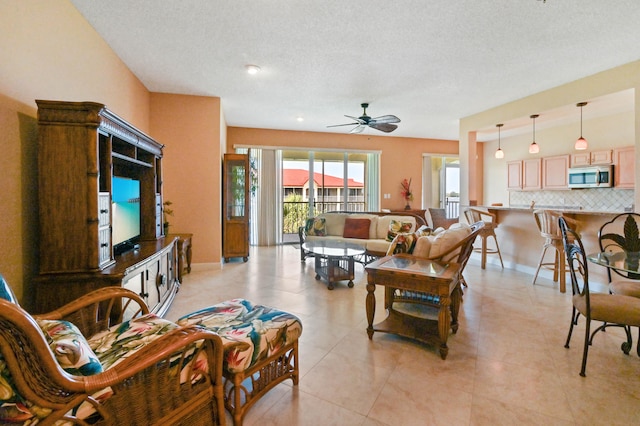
(69, 0), (640, 140)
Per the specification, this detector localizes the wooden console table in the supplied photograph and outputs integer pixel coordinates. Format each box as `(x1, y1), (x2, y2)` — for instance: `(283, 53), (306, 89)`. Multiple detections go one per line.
(169, 233), (193, 282)
(365, 254), (462, 359)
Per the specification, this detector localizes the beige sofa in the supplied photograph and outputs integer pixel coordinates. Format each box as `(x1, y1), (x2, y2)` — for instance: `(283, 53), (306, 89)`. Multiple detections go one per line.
(298, 211), (427, 261)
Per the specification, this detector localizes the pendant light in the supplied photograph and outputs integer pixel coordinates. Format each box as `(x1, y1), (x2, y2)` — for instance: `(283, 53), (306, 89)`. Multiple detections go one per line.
(575, 102), (588, 150)
(495, 123), (504, 159)
(529, 114), (540, 154)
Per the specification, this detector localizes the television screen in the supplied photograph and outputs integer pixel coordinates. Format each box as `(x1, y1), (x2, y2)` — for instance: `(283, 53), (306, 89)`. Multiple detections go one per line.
(112, 176), (141, 251)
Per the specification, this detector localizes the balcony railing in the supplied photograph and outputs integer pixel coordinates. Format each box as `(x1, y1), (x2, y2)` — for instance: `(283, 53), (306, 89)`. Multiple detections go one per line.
(282, 200), (366, 236)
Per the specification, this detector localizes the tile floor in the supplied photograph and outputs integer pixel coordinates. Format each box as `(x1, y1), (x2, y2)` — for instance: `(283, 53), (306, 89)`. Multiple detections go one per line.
(166, 246), (640, 426)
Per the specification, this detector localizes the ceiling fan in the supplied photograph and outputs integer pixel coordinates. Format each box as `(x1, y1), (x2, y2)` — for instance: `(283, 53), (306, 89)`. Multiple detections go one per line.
(327, 103), (401, 134)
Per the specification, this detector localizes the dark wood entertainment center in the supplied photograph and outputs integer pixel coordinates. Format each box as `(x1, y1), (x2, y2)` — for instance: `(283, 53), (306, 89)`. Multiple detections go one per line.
(33, 100), (179, 315)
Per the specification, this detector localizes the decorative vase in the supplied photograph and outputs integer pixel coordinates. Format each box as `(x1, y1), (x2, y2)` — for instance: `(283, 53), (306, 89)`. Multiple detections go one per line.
(163, 222), (170, 236)
(404, 203), (411, 210)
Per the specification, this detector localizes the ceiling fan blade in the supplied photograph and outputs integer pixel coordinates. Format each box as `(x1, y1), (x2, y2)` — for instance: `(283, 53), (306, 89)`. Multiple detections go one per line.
(368, 122), (398, 133)
(371, 115), (401, 124)
(327, 122), (359, 128)
(345, 114), (366, 124)
(349, 125), (366, 134)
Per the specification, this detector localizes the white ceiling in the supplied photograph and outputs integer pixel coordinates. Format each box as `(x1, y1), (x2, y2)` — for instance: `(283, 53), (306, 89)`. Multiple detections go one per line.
(69, 0), (640, 141)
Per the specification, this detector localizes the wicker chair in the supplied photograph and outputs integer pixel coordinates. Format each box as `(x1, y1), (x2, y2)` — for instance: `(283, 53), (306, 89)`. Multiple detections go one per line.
(384, 221), (483, 323)
(0, 276), (226, 425)
(559, 218), (640, 376)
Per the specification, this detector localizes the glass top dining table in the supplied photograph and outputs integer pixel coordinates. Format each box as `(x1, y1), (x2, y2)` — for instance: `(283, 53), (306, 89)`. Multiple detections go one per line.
(587, 251), (640, 277)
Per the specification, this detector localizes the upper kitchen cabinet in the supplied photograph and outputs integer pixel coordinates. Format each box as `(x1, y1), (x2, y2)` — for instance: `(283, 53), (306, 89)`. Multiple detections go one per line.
(614, 146), (635, 188)
(523, 158), (542, 190)
(507, 159), (541, 190)
(570, 149), (613, 167)
(507, 161), (522, 190)
(543, 155), (570, 190)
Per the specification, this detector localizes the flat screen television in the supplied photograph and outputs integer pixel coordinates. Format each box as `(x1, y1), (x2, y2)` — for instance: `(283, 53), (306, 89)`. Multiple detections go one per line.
(112, 176), (141, 255)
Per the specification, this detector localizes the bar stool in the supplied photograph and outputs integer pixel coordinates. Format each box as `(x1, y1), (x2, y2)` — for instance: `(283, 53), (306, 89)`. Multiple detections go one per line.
(532, 209), (579, 293)
(463, 207), (504, 269)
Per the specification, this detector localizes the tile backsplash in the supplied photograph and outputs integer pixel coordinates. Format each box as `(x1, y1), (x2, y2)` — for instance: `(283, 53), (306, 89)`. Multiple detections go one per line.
(509, 188), (634, 211)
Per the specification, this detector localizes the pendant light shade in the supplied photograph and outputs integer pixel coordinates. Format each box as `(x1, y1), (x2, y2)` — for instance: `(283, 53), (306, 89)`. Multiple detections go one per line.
(495, 123), (504, 159)
(575, 102), (588, 150)
(529, 114), (540, 154)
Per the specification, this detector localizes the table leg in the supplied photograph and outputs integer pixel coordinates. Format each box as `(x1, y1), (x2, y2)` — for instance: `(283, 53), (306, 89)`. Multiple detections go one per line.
(366, 276), (376, 339)
(437, 295), (451, 360)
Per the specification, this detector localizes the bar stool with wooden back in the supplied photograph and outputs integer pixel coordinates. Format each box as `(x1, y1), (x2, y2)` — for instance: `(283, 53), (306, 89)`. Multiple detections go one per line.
(532, 209), (579, 293)
(463, 207), (504, 270)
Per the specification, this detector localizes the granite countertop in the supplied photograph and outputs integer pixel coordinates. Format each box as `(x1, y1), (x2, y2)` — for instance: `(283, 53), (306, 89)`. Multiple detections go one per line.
(477, 205), (627, 216)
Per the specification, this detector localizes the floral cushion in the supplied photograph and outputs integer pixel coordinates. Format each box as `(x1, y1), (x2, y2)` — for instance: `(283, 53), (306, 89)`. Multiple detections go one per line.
(305, 217), (326, 236)
(37, 319), (103, 376)
(386, 219), (414, 242)
(386, 232), (417, 256)
(177, 298), (303, 374)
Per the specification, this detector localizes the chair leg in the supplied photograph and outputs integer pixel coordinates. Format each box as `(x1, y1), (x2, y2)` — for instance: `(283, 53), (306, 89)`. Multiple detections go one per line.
(565, 307), (578, 349)
(491, 234), (504, 268)
(481, 235), (487, 269)
(580, 317), (591, 377)
(532, 246), (549, 285)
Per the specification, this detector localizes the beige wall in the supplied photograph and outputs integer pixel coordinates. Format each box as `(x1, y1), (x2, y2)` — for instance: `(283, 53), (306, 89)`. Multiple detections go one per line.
(227, 127), (458, 211)
(150, 93), (224, 266)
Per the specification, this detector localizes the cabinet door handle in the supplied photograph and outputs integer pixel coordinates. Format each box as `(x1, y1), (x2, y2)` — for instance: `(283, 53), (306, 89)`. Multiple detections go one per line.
(100, 209), (109, 213)
(100, 243), (108, 248)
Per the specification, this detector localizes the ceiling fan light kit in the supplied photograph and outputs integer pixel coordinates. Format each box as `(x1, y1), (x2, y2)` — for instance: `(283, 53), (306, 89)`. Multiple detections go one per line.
(327, 103), (401, 134)
(529, 114), (540, 154)
(495, 123), (504, 159)
(575, 101), (588, 150)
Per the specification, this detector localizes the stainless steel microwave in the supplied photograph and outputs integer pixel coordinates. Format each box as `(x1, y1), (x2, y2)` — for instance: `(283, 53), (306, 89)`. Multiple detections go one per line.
(568, 165), (613, 188)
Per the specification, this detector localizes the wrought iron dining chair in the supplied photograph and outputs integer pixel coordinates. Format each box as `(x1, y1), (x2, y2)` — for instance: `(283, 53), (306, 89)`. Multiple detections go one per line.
(598, 212), (640, 298)
(559, 217), (640, 376)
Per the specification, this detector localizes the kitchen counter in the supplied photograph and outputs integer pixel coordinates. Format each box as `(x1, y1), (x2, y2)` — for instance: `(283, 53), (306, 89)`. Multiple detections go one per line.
(466, 206), (625, 293)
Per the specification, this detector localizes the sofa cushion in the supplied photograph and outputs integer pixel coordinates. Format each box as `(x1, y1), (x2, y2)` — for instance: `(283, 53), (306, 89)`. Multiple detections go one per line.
(412, 236), (433, 258)
(37, 319), (103, 376)
(343, 218), (371, 239)
(386, 219), (414, 242)
(305, 217), (326, 236)
(318, 213), (348, 236)
(426, 223), (472, 261)
(377, 215), (417, 240)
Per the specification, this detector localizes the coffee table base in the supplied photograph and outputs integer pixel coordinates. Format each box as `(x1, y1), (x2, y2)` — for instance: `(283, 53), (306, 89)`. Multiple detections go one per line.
(314, 255), (355, 290)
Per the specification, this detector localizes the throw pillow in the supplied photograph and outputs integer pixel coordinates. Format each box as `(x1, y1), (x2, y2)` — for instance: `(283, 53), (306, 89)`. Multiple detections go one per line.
(428, 224), (471, 261)
(305, 217), (326, 236)
(386, 219), (413, 242)
(37, 319), (104, 376)
(343, 218), (371, 239)
(386, 232), (417, 256)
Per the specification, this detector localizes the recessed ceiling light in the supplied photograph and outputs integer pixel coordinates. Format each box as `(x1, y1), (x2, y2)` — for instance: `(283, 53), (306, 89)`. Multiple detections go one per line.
(245, 64), (261, 75)
(297, 117), (304, 122)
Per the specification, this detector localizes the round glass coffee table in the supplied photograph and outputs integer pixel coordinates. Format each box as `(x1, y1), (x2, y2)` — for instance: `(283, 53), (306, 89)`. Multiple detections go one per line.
(302, 240), (366, 290)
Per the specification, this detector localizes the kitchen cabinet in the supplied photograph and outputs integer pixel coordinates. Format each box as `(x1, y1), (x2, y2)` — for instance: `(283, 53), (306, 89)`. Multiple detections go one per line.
(523, 158), (542, 190)
(543, 155), (570, 189)
(570, 150), (612, 167)
(507, 161), (522, 190)
(614, 146), (635, 188)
